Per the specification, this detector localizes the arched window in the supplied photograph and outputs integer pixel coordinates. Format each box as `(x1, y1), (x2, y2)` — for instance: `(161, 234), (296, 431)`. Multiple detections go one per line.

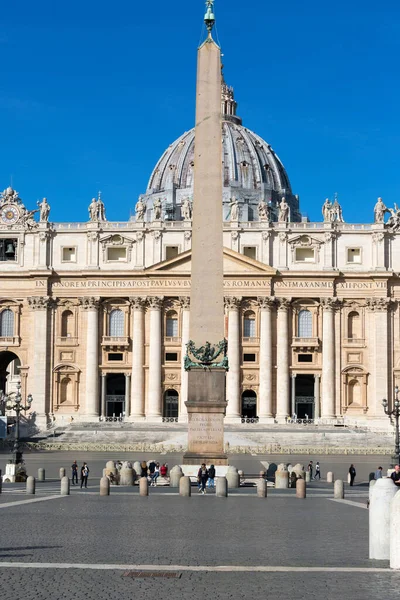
(241, 390), (257, 419)
(348, 311), (361, 339)
(0, 309), (14, 337)
(163, 389), (179, 418)
(166, 311), (178, 337)
(298, 309), (312, 338)
(61, 310), (74, 337)
(60, 377), (72, 404)
(109, 309), (124, 337)
(243, 311), (256, 338)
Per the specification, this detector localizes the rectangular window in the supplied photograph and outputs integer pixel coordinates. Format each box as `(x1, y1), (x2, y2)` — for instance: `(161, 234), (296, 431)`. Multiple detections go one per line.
(0, 239), (17, 262)
(108, 353), (123, 361)
(166, 318), (178, 337)
(165, 246), (179, 260)
(243, 353), (256, 362)
(244, 319), (256, 337)
(243, 247), (256, 260)
(298, 354), (313, 363)
(62, 247), (77, 262)
(107, 247), (127, 261)
(347, 248), (361, 264)
(165, 352), (178, 362)
(295, 247), (315, 263)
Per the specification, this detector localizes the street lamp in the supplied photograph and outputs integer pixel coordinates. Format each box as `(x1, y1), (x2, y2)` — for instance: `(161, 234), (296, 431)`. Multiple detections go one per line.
(382, 386), (400, 467)
(2, 383), (33, 465)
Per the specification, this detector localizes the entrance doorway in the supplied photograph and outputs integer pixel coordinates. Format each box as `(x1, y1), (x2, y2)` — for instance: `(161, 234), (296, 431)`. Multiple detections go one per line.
(163, 389), (179, 419)
(0, 350), (21, 395)
(295, 374), (314, 419)
(241, 390), (257, 419)
(105, 374), (125, 417)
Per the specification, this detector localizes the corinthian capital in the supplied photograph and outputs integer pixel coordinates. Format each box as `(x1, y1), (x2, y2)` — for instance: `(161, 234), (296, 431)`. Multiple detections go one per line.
(276, 298), (291, 311)
(320, 297), (342, 311)
(179, 296), (190, 310)
(366, 297), (393, 312)
(80, 297), (101, 310)
(147, 296), (164, 310)
(224, 296), (242, 310)
(257, 296), (276, 310)
(129, 297), (147, 310)
(27, 296), (52, 310)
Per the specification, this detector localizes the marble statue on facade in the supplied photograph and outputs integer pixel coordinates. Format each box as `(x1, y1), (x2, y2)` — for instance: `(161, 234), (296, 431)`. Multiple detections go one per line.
(88, 198), (98, 222)
(37, 198), (50, 222)
(153, 197), (162, 220)
(230, 196), (239, 221)
(331, 199), (344, 222)
(135, 197), (146, 222)
(322, 197), (345, 223)
(181, 197), (192, 221)
(97, 194), (106, 222)
(258, 200), (270, 221)
(322, 198), (332, 223)
(278, 197), (289, 223)
(387, 204), (400, 231)
(374, 197), (387, 224)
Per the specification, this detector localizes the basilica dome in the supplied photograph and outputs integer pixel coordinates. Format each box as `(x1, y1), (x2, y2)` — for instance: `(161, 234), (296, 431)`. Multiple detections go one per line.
(139, 82), (300, 222)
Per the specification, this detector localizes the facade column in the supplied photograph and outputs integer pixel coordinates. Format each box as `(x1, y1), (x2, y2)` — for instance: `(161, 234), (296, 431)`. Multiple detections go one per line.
(291, 373), (297, 417)
(367, 298), (390, 416)
(314, 374), (320, 419)
(258, 297), (274, 419)
(276, 298), (291, 420)
(147, 296), (163, 418)
(225, 297), (242, 419)
(130, 297), (146, 418)
(321, 298), (339, 418)
(27, 296), (51, 426)
(179, 297), (190, 419)
(81, 297), (100, 417)
(125, 373), (131, 418)
(101, 373), (106, 418)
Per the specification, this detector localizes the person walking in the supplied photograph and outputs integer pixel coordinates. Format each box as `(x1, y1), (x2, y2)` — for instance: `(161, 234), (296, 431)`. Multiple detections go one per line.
(307, 461), (313, 480)
(390, 464), (400, 486)
(208, 464), (216, 489)
(349, 464), (356, 486)
(197, 463), (209, 494)
(80, 462), (89, 488)
(375, 466), (383, 480)
(314, 461), (321, 480)
(71, 460), (78, 485)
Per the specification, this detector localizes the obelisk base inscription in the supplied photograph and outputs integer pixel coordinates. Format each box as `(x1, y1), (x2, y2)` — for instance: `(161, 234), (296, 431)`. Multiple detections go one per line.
(183, 369), (228, 465)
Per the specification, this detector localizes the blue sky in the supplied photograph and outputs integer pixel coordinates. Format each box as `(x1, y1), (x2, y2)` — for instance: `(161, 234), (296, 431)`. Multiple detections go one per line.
(0, 0), (399, 223)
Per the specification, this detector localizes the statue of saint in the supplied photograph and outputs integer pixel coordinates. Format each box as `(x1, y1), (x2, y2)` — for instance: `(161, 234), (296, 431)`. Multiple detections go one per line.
(135, 197), (146, 222)
(88, 198), (98, 222)
(230, 196), (239, 221)
(322, 199), (332, 223)
(278, 197), (289, 223)
(181, 197), (192, 221)
(97, 195), (106, 221)
(37, 198), (50, 222)
(374, 197), (387, 223)
(332, 199), (344, 223)
(258, 200), (270, 221)
(153, 197), (162, 220)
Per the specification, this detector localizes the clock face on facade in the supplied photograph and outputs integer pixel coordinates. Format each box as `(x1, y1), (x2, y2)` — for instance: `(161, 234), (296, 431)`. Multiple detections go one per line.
(0, 205), (20, 224)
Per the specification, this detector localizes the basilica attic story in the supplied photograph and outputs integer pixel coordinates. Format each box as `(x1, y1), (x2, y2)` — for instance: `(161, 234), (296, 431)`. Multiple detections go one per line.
(0, 43), (399, 430)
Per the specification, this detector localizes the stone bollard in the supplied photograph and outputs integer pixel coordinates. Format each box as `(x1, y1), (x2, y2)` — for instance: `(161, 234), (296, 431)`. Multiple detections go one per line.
(369, 479), (376, 500)
(226, 466), (240, 489)
(102, 468), (107, 477)
(334, 479), (344, 499)
(169, 465), (183, 488)
(26, 476), (35, 495)
(296, 478), (306, 498)
(327, 472), (334, 483)
(105, 460), (118, 484)
(119, 464), (135, 486)
(179, 476), (191, 497)
(59, 467), (66, 480)
(139, 477), (149, 497)
(259, 470), (266, 479)
(133, 461), (142, 477)
(216, 477), (228, 497)
(275, 464), (289, 489)
(38, 468), (45, 482)
(257, 479), (267, 498)
(60, 476), (70, 496)
(305, 471), (311, 483)
(292, 463), (306, 480)
(100, 476), (110, 496)
(390, 490), (400, 568)
(369, 478), (397, 559)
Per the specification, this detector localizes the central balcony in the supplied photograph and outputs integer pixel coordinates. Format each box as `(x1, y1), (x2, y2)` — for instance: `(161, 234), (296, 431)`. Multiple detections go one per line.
(101, 336), (130, 351)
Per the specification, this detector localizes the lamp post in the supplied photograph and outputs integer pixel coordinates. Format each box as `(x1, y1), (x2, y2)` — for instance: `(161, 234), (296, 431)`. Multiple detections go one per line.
(2, 383), (33, 465)
(382, 386), (400, 467)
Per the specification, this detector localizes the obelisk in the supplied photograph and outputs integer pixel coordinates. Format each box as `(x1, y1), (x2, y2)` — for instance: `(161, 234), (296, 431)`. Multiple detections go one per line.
(183, 1), (228, 465)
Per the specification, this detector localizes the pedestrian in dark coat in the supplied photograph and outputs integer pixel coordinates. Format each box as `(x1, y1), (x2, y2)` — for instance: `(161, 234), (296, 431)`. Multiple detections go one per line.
(349, 464), (356, 486)
(80, 463), (89, 488)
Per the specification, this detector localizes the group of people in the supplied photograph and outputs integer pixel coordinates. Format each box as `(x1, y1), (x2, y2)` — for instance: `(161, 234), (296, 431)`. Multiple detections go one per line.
(197, 463), (216, 494)
(306, 461), (321, 480)
(71, 461), (90, 488)
(140, 460), (168, 486)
